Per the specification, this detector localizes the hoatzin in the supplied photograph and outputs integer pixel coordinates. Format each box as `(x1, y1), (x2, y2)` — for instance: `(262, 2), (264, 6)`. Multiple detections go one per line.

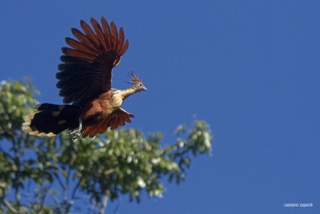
(22, 17), (147, 138)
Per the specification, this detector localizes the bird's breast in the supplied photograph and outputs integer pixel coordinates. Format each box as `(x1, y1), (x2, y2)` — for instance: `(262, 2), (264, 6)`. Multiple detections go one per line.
(111, 94), (123, 108)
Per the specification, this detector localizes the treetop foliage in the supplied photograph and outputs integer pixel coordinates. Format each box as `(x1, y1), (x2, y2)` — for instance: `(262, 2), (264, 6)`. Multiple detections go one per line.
(0, 79), (212, 214)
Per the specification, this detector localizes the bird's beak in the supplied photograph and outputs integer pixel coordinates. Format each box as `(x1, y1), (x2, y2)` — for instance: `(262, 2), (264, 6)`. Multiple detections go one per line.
(142, 86), (147, 91)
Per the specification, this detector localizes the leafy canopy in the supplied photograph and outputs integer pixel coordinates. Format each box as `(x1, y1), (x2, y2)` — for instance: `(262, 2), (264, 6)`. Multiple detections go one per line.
(0, 79), (212, 214)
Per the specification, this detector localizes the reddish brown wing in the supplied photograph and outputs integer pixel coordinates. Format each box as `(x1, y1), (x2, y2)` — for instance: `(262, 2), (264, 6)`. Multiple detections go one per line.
(82, 108), (134, 138)
(56, 17), (129, 105)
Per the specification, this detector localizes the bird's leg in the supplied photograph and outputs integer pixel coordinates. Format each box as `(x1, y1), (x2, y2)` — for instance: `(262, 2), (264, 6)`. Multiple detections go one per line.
(69, 118), (82, 140)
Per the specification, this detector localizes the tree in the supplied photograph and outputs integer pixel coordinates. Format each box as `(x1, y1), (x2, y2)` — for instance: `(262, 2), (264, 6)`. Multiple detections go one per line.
(0, 79), (212, 213)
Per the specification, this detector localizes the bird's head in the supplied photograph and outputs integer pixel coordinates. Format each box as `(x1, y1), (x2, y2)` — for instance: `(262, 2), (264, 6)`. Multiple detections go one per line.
(128, 71), (147, 92)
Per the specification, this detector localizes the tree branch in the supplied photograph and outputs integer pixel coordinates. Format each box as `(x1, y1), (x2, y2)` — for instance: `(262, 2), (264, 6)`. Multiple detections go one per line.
(0, 198), (18, 214)
(65, 177), (82, 213)
(99, 192), (109, 214)
(12, 136), (22, 212)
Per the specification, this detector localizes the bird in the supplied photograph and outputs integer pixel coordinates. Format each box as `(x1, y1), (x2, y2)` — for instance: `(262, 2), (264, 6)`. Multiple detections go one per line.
(22, 17), (147, 138)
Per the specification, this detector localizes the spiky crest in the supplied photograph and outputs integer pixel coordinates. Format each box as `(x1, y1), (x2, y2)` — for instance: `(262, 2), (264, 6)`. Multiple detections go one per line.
(127, 71), (142, 85)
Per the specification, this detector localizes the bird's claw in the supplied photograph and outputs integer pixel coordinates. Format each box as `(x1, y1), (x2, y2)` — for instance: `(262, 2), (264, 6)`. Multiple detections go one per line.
(69, 118), (82, 141)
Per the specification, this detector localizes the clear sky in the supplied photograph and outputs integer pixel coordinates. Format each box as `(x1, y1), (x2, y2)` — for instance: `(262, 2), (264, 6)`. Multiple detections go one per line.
(1, 0), (320, 213)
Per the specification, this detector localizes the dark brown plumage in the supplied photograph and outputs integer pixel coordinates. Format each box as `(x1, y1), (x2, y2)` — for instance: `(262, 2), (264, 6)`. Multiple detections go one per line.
(23, 17), (147, 138)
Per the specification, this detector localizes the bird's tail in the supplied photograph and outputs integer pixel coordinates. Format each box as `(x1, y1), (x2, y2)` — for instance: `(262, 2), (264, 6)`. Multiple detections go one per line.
(22, 103), (81, 137)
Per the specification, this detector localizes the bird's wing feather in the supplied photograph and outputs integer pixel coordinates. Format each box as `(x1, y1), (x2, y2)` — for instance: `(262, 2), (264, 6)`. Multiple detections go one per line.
(56, 17), (129, 105)
(82, 108), (134, 138)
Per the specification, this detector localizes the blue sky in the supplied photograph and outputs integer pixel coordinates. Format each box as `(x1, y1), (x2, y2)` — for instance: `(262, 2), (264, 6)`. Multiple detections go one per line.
(1, 0), (320, 213)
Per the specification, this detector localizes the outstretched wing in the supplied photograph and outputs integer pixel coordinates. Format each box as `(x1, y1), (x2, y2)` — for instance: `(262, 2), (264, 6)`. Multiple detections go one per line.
(82, 108), (134, 138)
(56, 17), (129, 105)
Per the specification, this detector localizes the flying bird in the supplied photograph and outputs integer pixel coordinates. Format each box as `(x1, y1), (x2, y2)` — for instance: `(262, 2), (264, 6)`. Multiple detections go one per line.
(22, 17), (147, 138)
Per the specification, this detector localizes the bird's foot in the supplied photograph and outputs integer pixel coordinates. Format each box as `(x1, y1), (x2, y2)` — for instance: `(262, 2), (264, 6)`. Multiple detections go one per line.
(69, 118), (82, 141)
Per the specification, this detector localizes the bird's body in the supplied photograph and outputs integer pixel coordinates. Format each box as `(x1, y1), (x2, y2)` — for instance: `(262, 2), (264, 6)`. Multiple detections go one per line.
(22, 17), (147, 138)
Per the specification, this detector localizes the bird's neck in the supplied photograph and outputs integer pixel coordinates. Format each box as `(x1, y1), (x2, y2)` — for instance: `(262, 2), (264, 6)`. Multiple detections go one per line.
(118, 87), (136, 100)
